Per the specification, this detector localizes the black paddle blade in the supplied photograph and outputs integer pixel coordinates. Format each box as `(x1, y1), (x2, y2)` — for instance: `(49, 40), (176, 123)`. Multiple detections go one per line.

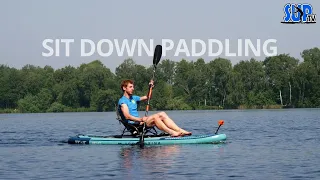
(153, 45), (162, 65)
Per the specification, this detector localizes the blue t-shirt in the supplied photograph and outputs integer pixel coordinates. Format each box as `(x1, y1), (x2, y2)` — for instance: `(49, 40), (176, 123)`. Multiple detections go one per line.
(118, 95), (141, 124)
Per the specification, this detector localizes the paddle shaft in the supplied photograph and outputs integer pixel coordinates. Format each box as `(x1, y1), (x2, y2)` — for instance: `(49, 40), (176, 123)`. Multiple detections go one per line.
(140, 78), (154, 148)
(140, 45), (162, 148)
(139, 123), (146, 148)
(145, 75), (155, 116)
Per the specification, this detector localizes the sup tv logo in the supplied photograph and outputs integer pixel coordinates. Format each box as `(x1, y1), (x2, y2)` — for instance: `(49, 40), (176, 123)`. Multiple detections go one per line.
(281, 3), (316, 24)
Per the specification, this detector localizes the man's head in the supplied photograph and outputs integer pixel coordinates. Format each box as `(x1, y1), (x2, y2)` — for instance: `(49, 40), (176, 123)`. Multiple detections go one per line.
(121, 79), (134, 95)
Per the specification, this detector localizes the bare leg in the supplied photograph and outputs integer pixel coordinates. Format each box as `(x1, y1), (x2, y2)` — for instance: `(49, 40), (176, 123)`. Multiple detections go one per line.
(145, 114), (182, 137)
(158, 112), (192, 135)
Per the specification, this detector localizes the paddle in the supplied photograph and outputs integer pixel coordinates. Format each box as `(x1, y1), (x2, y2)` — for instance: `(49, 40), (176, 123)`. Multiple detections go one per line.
(145, 44), (162, 116)
(139, 44), (162, 148)
(214, 120), (224, 134)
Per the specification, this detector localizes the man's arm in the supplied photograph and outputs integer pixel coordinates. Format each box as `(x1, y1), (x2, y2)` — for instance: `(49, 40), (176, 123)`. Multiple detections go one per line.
(140, 80), (155, 101)
(120, 104), (143, 122)
(140, 96), (148, 101)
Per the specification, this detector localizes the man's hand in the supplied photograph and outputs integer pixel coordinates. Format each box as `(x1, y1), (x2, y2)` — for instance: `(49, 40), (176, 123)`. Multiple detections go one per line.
(141, 116), (148, 122)
(149, 80), (154, 88)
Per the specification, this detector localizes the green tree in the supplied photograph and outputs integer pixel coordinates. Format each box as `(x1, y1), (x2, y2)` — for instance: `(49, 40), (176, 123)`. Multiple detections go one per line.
(293, 61), (319, 107)
(115, 58), (149, 94)
(47, 102), (66, 113)
(17, 94), (40, 113)
(231, 58), (270, 108)
(301, 47), (320, 73)
(148, 80), (174, 110)
(174, 59), (204, 108)
(225, 71), (245, 108)
(36, 88), (54, 112)
(91, 89), (117, 111)
(156, 59), (176, 85)
(264, 54), (299, 106)
(78, 60), (116, 107)
(0, 66), (24, 108)
(57, 81), (80, 108)
(207, 58), (232, 107)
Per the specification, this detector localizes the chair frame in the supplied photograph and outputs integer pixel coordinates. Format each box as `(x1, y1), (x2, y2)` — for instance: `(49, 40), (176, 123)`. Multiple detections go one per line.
(116, 106), (158, 137)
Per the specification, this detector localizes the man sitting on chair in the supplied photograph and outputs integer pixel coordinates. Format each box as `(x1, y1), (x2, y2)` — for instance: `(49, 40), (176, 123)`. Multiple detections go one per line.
(118, 79), (192, 137)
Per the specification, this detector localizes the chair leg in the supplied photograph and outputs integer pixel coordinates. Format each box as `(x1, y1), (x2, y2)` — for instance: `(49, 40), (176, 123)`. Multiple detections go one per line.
(153, 127), (158, 135)
(144, 127), (158, 135)
(121, 128), (126, 137)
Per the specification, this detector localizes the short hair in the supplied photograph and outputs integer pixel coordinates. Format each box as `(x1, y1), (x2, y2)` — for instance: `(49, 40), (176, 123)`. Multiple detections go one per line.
(120, 79), (134, 91)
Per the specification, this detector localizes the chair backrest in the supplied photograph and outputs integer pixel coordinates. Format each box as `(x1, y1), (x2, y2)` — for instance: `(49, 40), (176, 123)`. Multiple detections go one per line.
(115, 103), (124, 121)
(115, 104), (141, 135)
(115, 101), (158, 136)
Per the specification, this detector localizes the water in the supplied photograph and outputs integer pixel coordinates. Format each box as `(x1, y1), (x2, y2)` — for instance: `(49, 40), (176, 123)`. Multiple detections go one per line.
(0, 109), (319, 179)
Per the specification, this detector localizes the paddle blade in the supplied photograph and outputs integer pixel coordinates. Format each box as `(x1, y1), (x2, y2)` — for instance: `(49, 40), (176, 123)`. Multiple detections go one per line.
(153, 45), (162, 65)
(218, 120), (224, 126)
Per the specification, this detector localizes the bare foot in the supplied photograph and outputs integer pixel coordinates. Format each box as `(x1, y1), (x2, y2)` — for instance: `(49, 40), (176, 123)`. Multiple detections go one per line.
(170, 131), (183, 137)
(179, 129), (192, 136)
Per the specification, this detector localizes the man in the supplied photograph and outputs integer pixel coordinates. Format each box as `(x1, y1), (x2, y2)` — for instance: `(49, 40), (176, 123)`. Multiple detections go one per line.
(118, 79), (192, 137)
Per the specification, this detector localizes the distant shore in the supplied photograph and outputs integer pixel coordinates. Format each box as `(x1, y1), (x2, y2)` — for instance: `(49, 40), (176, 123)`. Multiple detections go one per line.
(1, 104), (310, 114)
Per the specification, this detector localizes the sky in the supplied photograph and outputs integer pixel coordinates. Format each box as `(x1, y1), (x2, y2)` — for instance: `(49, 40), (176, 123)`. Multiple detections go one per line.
(1, 0), (320, 72)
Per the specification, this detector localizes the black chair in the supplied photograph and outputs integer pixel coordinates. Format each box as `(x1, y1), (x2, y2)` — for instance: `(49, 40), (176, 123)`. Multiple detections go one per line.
(116, 106), (159, 137)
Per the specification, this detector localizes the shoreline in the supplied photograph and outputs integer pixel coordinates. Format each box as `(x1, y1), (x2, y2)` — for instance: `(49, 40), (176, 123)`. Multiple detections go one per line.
(1, 106), (319, 114)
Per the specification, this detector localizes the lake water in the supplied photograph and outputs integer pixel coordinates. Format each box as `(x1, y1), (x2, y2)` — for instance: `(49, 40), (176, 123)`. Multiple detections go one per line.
(0, 109), (319, 179)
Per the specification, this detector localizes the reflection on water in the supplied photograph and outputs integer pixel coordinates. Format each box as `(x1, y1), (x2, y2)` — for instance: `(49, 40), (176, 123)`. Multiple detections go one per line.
(118, 145), (183, 179)
(118, 143), (228, 179)
(120, 145), (181, 170)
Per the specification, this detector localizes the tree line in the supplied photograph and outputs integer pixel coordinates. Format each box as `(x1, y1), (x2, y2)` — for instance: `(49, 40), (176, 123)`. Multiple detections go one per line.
(0, 47), (319, 113)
